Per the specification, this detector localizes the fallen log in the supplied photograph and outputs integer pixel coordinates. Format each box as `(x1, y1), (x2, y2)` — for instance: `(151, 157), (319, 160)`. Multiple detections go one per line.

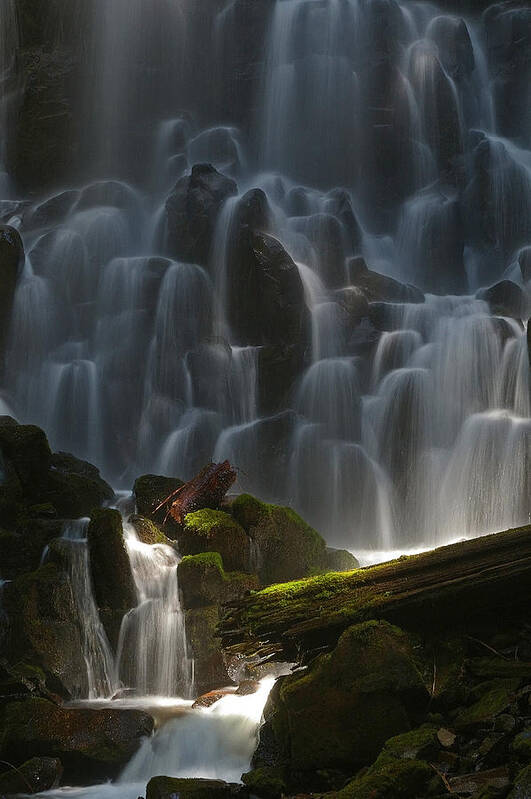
(155, 461), (237, 524)
(219, 524), (531, 663)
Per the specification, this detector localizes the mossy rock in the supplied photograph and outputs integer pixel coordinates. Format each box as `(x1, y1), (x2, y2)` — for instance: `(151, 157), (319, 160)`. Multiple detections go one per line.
(133, 474), (184, 529)
(0, 420), (51, 490)
(509, 765), (531, 799)
(335, 758), (438, 799)
(373, 726), (440, 767)
(0, 518), (66, 580)
(185, 605), (230, 695)
(0, 755), (63, 794)
(3, 561), (89, 699)
(0, 697), (153, 781)
(146, 777), (240, 799)
(241, 766), (289, 799)
(453, 678), (521, 728)
(231, 494), (327, 585)
(467, 656), (531, 681)
(270, 620), (428, 773)
(181, 510), (251, 573)
(87, 509), (136, 647)
(178, 552), (259, 609)
(325, 547), (360, 573)
(129, 514), (174, 547)
(512, 729), (531, 761)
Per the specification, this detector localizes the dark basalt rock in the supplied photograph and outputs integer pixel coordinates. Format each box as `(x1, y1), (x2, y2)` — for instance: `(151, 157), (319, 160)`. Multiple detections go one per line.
(0, 755), (63, 795)
(0, 225), (24, 359)
(477, 280), (527, 319)
(133, 474), (184, 529)
(518, 247), (531, 283)
(87, 509), (137, 648)
(165, 164), (237, 266)
(227, 229), (311, 349)
(291, 213), (348, 289)
(0, 697), (153, 781)
(146, 776), (243, 799)
(349, 257), (425, 304)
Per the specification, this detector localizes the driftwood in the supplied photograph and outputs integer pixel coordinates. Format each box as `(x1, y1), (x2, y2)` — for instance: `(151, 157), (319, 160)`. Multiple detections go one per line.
(219, 524), (531, 663)
(155, 460), (237, 524)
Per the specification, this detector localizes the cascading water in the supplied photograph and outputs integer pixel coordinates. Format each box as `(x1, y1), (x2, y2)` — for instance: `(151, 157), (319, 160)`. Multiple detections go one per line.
(2, 4), (530, 562)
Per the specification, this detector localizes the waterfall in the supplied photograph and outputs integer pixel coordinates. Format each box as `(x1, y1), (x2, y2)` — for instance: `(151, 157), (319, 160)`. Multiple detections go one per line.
(60, 520), (116, 700)
(116, 522), (193, 698)
(0, 0), (529, 558)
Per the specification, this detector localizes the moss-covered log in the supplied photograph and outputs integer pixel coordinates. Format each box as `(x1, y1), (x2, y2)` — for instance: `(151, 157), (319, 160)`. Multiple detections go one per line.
(220, 524), (531, 662)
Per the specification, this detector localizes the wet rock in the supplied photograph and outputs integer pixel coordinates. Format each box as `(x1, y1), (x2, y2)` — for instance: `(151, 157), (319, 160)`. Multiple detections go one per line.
(27, 190), (80, 229)
(133, 474), (184, 529)
(258, 345), (309, 416)
(241, 767), (288, 799)
(335, 286), (370, 329)
(291, 213), (348, 289)
(449, 767), (510, 796)
(128, 514), (174, 547)
(453, 678), (521, 729)
(87, 509), (137, 648)
(477, 280), (527, 320)
(227, 230), (311, 349)
(0, 225), (23, 355)
(336, 758), (437, 799)
(260, 620), (428, 774)
(185, 606), (230, 695)
(192, 689), (232, 709)
(165, 164), (237, 266)
(231, 494), (327, 586)
(3, 562), (89, 699)
(43, 451), (114, 518)
(0, 518), (66, 580)
(348, 257), (424, 304)
(235, 679), (260, 696)
(324, 188), (363, 254)
(146, 777), (242, 799)
(325, 547), (360, 573)
(509, 765), (531, 799)
(0, 755), (63, 795)
(180, 510), (251, 573)
(178, 551), (259, 609)
(427, 15), (475, 80)
(0, 697), (153, 781)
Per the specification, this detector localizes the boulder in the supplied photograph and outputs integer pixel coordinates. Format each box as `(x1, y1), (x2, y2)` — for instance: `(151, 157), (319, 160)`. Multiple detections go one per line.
(0, 755), (63, 795)
(133, 474), (184, 529)
(178, 551), (259, 609)
(348, 257), (424, 303)
(325, 547), (360, 573)
(128, 514), (173, 547)
(0, 756), (63, 795)
(0, 518), (64, 580)
(241, 767), (288, 799)
(3, 562), (89, 699)
(231, 494), (327, 586)
(0, 225), (23, 355)
(335, 758), (437, 799)
(292, 213), (347, 288)
(180, 510), (251, 573)
(257, 620), (428, 774)
(185, 606), (230, 694)
(0, 697), (153, 781)
(87, 509), (137, 647)
(165, 164), (237, 265)
(27, 190), (80, 229)
(477, 280), (527, 319)
(146, 777), (241, 799)
(227, 230), (310, 349)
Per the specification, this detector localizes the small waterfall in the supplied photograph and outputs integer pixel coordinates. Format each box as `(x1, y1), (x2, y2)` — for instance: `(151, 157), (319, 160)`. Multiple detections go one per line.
(61, 520), (116, 700)
(116, 522), (193, 698)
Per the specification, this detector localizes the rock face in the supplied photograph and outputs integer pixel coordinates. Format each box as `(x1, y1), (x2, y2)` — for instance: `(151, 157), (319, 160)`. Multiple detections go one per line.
(3, 562), (90, 698)
(180, 509), (251, 573)
(87, 509), (137, 648)
(227, 230), (310, 350)
(348, 257), (424, 303)
(477, 280), (527, 319)
(0, 756), (63, 795)
(0, 225), (23, 357)
(165, 164), (237, 265)
(231, 494), (327, 586)
(256, 621), (427, 775)
(0, 697), (153, 781)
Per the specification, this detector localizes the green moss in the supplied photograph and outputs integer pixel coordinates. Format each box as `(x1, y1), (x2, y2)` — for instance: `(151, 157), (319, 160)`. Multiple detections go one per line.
(242, 767), (288, 799)
(129, 514), (173, 546)
(180, 551), (225, 571)
(336, 758), (437, 799)
(373, 726), (440, 768)
(185, 509), (241, 535)
(231, 493), (267, 529)
(454, 678), (520, 728)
